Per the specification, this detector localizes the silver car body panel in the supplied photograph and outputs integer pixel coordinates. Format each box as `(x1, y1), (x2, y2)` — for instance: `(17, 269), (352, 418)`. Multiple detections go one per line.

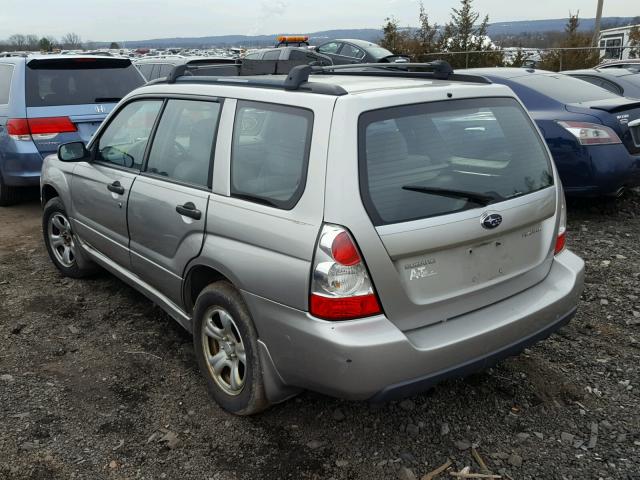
(40, 75), (585, 402)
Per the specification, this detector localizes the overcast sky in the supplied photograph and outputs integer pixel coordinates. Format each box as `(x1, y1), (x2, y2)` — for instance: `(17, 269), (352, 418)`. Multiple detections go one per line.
(0, 0), (637, 42)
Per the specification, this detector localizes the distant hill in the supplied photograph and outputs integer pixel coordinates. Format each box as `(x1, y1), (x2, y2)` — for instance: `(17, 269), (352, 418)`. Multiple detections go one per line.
(112, 17), (638, 48)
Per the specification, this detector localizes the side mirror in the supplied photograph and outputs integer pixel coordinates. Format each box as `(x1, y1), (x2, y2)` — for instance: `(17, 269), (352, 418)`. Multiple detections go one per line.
(58, 142), (89, 162)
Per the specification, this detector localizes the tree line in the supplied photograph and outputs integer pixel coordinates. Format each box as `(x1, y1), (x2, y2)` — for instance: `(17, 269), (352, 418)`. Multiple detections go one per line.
(379, 0), (640, 70)
(0, 33), (121, 52)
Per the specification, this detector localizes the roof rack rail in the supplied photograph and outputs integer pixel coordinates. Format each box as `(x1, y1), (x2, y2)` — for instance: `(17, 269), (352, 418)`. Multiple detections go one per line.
(311, 60), (492, 84)
(154, 60), (489, 94)
(158, 63), (348, 95)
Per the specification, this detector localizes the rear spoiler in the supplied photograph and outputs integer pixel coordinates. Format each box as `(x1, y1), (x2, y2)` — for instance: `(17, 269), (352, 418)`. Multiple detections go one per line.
(585, 99), (640, 114)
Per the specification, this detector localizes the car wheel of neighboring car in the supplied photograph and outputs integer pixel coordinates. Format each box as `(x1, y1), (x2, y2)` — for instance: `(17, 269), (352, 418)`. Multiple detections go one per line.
(0, 172), (19, 206)
(193, 281), (269, 415)
(43, 197), (97, 278)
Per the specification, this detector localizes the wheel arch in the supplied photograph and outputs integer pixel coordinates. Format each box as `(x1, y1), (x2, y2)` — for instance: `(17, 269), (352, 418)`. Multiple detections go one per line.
(183, 263), (238, 314)
(41, 183), (60, 205)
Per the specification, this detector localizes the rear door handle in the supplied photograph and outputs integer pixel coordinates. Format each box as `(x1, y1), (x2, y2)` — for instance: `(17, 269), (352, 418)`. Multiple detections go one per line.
(176, 202), (202, 220)
(107, 181), (125, 195)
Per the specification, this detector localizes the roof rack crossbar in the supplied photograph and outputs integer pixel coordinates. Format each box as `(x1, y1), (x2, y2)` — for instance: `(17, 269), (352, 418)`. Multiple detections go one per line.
(314, 60), (454, 78)
(310, 61), (491, 84)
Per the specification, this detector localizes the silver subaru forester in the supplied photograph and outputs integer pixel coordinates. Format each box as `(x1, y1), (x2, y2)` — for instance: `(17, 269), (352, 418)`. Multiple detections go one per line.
(40, 64), (584, 415)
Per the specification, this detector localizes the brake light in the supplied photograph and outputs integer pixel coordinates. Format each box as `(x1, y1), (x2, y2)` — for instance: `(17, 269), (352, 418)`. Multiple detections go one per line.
(557, 121), (622, 145)
(29, 117), (77, 135)
(555, 188), (567, 255)
(7, 118), (31, 141)
(6, 117), (76, 141)
(310, 224), (382, 320)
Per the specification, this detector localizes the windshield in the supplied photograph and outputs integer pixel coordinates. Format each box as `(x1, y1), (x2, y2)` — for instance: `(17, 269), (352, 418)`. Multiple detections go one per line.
(26, 59), (144, 107)
(515, 73), (619, 104)
(359, 97), (554, 226)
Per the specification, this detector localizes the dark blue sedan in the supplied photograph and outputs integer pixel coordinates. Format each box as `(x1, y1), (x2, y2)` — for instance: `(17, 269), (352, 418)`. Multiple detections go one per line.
(459, 68), (640, 196)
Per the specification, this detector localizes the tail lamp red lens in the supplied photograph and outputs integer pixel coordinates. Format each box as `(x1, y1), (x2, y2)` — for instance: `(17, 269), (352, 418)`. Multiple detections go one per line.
(310, 224), (382, 320)
(7, 117), (77, 140)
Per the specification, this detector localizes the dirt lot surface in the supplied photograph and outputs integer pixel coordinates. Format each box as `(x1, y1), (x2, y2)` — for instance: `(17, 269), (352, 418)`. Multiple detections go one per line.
(1, 191), (640, 480)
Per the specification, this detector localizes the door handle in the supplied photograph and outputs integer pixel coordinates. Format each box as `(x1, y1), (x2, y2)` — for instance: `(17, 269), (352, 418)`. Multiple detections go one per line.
(107, 181), (125, 195)
(176, 202), (202, 220)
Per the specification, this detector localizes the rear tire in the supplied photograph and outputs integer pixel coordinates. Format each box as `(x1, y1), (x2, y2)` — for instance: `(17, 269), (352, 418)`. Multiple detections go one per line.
(0, 172), (20, 206)
(43, 197), (98, 278)
(193, 281), (269, 415)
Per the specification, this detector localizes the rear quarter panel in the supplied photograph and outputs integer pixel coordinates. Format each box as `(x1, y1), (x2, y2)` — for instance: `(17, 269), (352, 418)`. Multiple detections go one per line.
(181, 88), (338, 312)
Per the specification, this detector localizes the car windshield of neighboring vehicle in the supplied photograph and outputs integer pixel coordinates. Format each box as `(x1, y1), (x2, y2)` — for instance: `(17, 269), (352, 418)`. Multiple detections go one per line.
(26, 58), (144, 107)
(367, 46), (394, 60)
(515, 74), (618, 104)
(359, 97), (553, 225)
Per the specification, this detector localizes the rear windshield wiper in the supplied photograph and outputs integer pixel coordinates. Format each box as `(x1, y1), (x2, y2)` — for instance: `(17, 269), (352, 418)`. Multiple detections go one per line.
(95, 97), (121, 103)
(402, 185), (503, 206)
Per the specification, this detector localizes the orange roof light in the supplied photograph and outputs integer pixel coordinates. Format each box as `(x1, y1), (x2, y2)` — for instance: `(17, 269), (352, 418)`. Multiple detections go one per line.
(277, 35), (309, 43)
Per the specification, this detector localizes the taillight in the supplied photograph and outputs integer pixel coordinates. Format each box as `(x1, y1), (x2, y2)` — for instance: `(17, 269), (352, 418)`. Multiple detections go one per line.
(557, 121), (622, 145)
(555, 188), (567, 255)
(6, 118), (31, 141)
(6, 117), (76, 141)
(310, 224), (382, 320)
(29, 117), (76, 140)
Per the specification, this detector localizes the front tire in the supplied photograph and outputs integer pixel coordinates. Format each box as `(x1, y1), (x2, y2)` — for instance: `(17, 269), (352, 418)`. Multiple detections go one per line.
(193, 281), (269, 415)
(42, 197), (97, 278)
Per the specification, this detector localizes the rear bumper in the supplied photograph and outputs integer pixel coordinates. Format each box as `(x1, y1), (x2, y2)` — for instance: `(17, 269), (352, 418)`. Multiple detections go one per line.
(245, 250), (584, 401)
(0, 150), (44, 186)
(563, 146), (640, 196)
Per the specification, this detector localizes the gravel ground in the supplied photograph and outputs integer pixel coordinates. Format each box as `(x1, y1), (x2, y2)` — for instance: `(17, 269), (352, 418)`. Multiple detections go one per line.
(1, 191), (639, 480)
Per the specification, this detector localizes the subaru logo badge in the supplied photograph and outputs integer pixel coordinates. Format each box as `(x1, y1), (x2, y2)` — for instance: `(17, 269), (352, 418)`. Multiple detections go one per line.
(95, 105), (106, 114)
(481, 213), (502, 230)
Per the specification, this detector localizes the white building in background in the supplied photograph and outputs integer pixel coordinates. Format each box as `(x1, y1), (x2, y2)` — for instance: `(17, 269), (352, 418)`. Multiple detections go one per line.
(598, 24), (639, 61)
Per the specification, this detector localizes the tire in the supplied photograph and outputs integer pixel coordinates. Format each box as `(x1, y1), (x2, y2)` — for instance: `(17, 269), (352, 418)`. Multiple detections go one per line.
(193, 281), (269, 415)
(42, 197), (98, 278)
(0, 172), (20, 206)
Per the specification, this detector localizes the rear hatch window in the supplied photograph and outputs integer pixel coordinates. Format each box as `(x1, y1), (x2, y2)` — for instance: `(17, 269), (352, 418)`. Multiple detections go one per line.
(26, 58), (144, 107)
(359, 97), (553, 226)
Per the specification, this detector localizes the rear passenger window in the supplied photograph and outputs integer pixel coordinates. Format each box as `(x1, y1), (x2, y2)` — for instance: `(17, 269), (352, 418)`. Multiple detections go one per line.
(96, 100), (162, 169)
(0, 65), (13, 104)
(231, 101), (313, 209)
(145, 99), (221, 187)
(137, 64), (154, 80)
(157, 64), (173, 78)
(262, 50), (281, 61)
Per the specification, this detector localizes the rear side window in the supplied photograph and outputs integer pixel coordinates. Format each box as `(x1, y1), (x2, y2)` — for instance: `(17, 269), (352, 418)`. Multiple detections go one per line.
(0, 64), (14, 104)
(137, 63), (154, 80)
(516, 74), (617, 103)
(146, 99), (221, 187)
(318, 42), (341, 55)
(26, 58), (144, 107)
(341, 44), (365, 59)
(575, 76), (623, 96)
(359, 97), (553, 226)
(262, 50), (281, 61)
(231, 101), (313, 209)
(156, 64), (173, 78)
